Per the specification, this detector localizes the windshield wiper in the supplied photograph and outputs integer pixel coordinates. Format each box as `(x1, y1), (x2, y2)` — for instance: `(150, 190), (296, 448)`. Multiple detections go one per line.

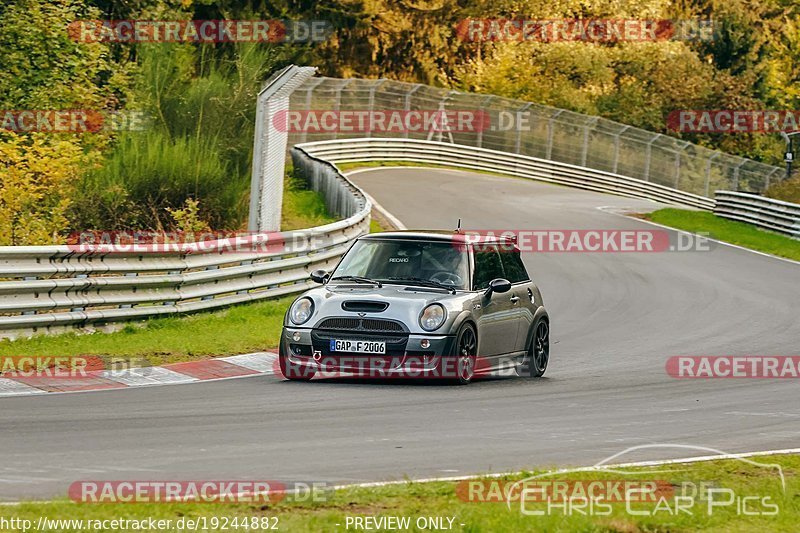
(382, 277), (456, 294)
(329, 275), (383, 287)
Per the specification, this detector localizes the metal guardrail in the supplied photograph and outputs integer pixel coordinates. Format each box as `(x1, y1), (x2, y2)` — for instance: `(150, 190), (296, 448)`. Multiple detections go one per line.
(289, 77), (785, 199)
(0, 149), (369, 338)
(714, 191), (800, 239)
(297, 137), (715, 210)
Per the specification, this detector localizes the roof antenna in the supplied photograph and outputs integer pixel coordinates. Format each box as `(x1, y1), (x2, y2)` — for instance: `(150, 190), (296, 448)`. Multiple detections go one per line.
(455, 218), (462, 233)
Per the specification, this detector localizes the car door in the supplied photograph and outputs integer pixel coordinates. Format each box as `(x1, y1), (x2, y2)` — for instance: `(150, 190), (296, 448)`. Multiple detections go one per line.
(472, 244), (518, 361)
(499, 246), (533, 354)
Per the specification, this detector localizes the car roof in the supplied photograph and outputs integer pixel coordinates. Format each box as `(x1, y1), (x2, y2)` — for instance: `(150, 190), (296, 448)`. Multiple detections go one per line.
(359, 230), (517, 245)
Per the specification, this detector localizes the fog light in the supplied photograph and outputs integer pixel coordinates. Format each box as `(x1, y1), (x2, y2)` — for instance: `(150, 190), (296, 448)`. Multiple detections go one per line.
(420, 339), (430, 349)
(292, 331), (301, 342)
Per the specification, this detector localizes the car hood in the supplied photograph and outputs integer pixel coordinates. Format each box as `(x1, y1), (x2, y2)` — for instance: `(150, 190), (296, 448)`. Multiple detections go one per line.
(294, 282), (470, 333)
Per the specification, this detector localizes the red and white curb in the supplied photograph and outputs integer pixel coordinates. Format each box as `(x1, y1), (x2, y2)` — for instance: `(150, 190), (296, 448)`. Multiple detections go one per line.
(0, 352), (278, 397)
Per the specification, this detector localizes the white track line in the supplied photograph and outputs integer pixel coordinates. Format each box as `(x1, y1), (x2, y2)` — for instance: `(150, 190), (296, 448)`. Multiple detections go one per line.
(3, 448), (797, 506)
(333, 447), (800, 490)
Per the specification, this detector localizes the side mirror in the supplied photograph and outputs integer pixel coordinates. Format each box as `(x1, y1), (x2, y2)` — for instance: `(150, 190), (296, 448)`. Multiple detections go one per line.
(310, 269), (329, 284)
(484, 278), (511, 297)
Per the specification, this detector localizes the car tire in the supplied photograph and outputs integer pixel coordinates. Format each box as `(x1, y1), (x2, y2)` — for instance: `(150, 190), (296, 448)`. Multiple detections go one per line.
(451, 322), (478, 385)
(279, 345), (316, 381)
(522, 320), (549, 378)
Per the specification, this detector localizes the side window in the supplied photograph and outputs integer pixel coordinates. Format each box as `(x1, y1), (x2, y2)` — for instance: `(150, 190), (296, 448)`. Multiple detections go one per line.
(472, 245), (504, 290)
(499, 248), (529, 283)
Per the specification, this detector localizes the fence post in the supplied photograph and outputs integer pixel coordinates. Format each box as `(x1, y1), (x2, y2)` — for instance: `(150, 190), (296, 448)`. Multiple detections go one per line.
(580, 118), (596, 167)
(765, 167), (780, 192)
(475, 95), (494, 149)
(732, 160), (746, 191)
(332, 79), (352, 141)
(403, 84), (423, 139)
(643, 134), (661, 182)
(674, 141), (689, 189)
(704, 152), (720, 196)
(546, 109), (563, 160)
(298, 77), (324, 145)
(248, 65), (317, 232)
(515, 103), (532, 154)
(612, 126), (629, 174)
(366, 79), (387, 138)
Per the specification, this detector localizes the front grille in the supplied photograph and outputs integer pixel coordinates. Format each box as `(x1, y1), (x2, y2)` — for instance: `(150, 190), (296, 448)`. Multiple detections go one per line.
(317, 317), (406, 333)
(312, 331), (407, 344)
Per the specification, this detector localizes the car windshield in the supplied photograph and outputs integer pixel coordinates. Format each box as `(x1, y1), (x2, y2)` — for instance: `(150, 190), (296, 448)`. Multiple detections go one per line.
(332, 239), (469, 290)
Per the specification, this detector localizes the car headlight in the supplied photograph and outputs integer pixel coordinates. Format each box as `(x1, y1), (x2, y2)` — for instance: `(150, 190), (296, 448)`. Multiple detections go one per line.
(289, 297), (315, 325)
(419, 303), (447, 331)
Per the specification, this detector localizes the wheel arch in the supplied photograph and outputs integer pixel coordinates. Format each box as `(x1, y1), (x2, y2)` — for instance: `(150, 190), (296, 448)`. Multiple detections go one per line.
(523, 307), (549, 349)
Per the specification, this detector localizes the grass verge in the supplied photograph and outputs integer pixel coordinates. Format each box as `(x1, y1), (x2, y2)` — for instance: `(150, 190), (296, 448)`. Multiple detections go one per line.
(643, 208), (800, 262)
(281, 188), (337, 231)
(6, 454), (799, 532)
(0, 296), (293, 365)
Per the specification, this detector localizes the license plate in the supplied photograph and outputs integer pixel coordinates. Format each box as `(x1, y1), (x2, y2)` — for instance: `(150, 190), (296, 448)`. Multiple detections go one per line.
(329, 339), (386, 354)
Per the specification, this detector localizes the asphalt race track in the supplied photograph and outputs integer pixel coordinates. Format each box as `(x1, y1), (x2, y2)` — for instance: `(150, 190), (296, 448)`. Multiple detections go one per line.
(1, 168), (799, 501)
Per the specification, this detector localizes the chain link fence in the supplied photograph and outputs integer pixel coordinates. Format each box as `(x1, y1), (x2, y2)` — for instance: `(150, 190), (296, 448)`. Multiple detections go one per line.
(286, 77), (784, 199)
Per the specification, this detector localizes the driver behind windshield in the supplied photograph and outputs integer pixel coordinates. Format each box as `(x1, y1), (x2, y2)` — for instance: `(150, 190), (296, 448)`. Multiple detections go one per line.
(334, 239), (469, 289)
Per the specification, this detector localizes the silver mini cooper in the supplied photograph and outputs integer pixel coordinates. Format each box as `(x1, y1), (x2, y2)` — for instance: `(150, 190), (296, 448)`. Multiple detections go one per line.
(279, 231), (549, 384)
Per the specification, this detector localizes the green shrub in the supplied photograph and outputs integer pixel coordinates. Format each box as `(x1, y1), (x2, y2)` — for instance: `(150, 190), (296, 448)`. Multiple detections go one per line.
(72, 42), (283, 232)
(73, 131), (244, 230)
(765, 175), (800, 205)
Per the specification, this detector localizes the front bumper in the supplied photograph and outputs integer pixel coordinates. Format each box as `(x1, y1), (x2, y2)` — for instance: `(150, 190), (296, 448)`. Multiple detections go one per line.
(280, 327), (457, 376)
